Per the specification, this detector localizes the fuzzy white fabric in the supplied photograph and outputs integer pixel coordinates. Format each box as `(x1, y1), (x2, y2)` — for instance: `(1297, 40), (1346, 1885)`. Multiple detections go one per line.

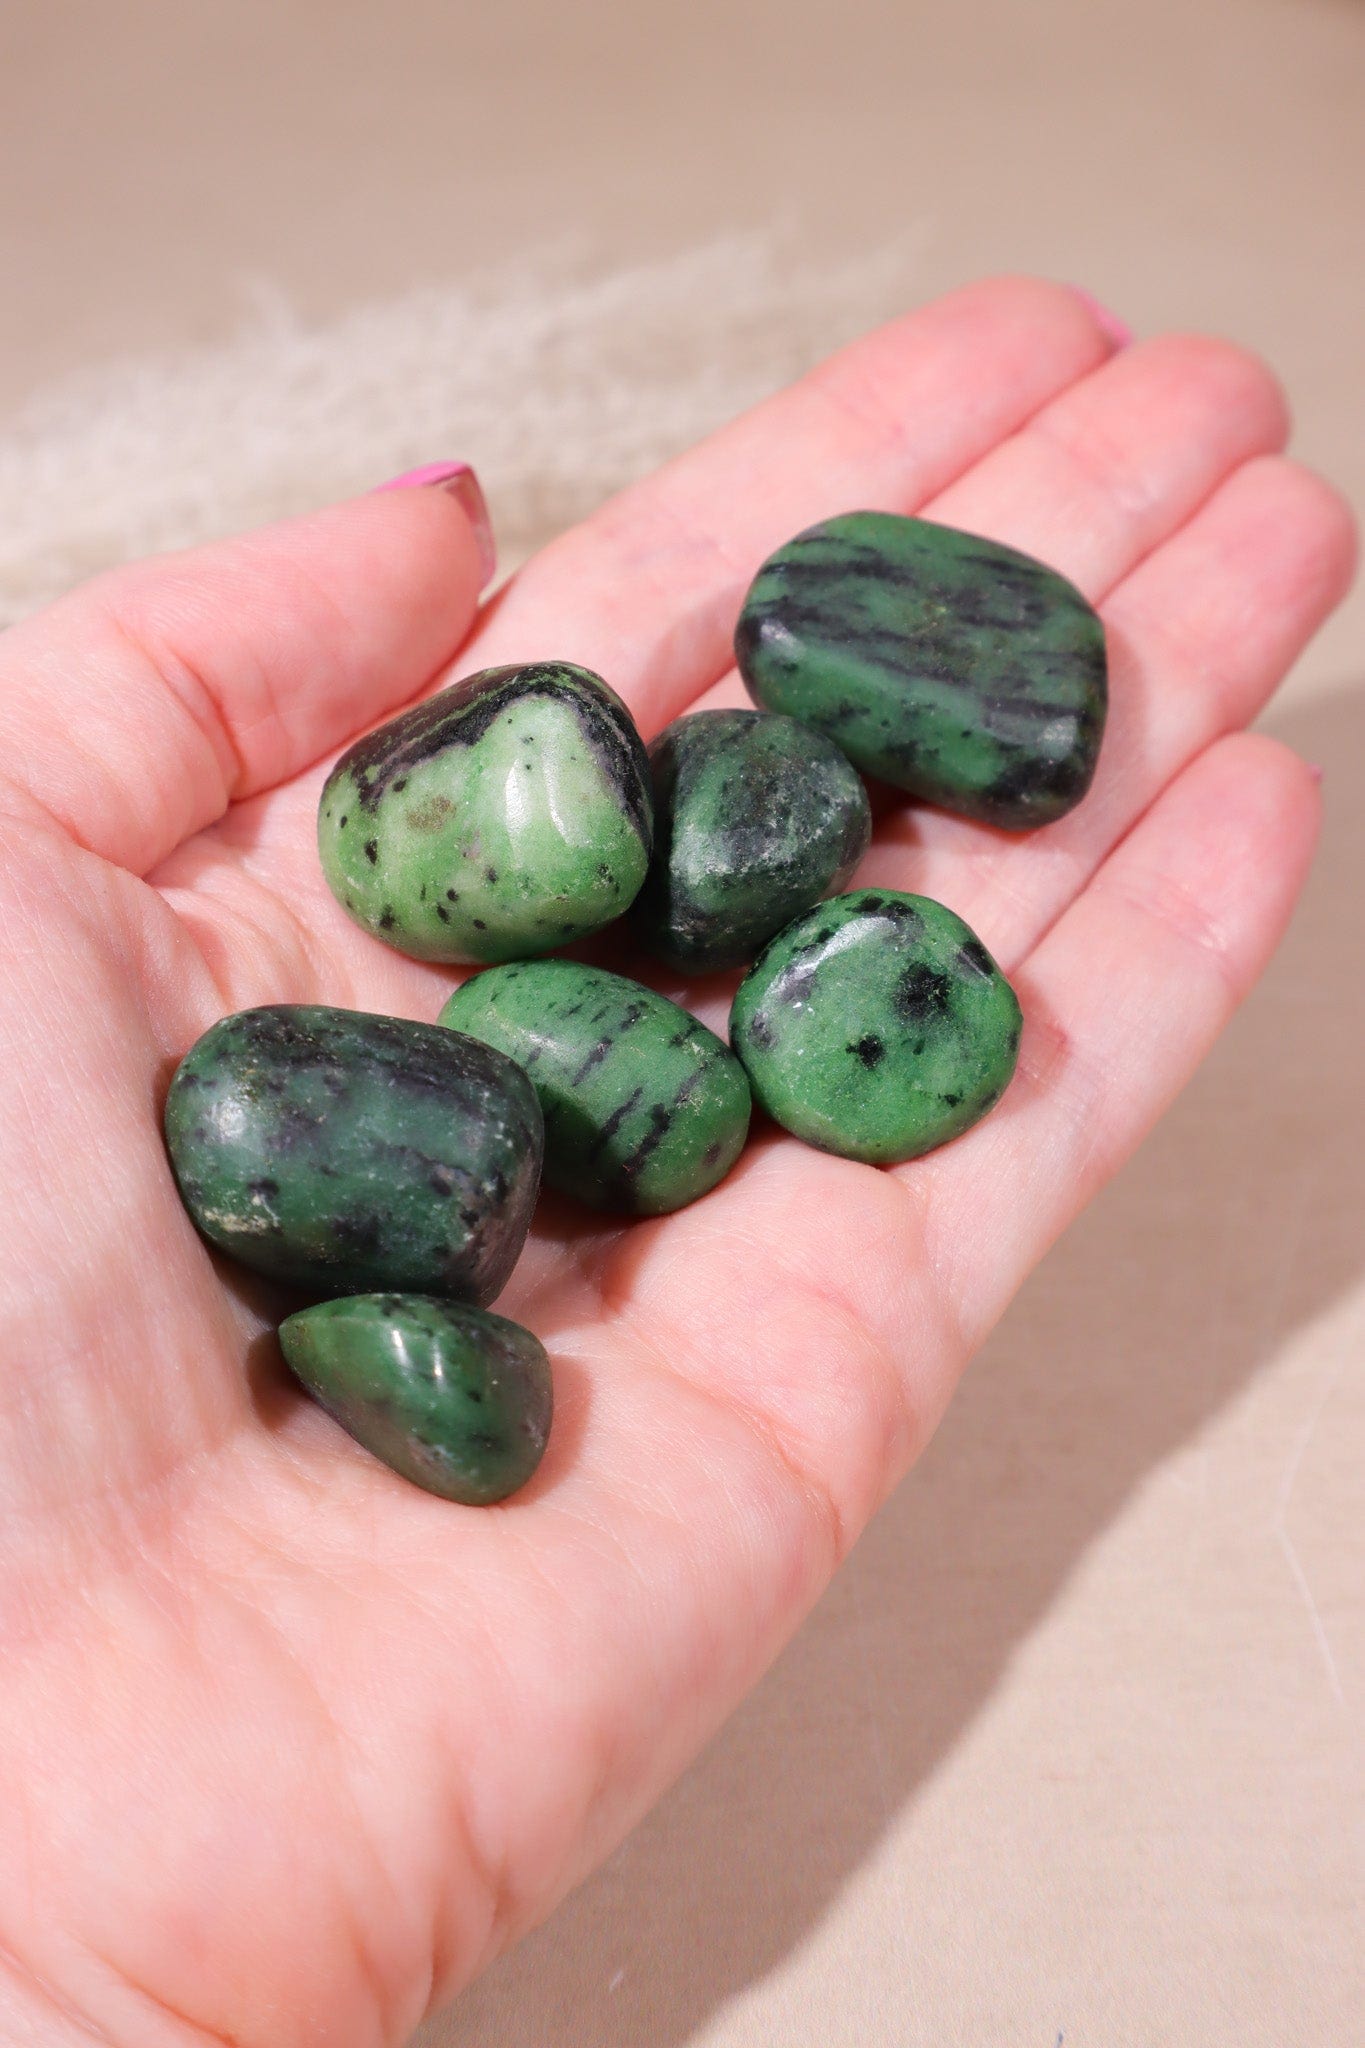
(0, 233), (918, 627)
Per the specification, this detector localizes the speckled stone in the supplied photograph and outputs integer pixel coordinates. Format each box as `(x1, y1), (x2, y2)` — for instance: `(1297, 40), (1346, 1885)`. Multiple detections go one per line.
(630, 709), (872, 973)
(730, 890), (1021, 1163)
(439, 960), (751, 1214)
(278, 1293), (552, 1506)
(164, 1005), (543, 1303)
(318, 661), (653, 965)
(734, 511), (1107, 829)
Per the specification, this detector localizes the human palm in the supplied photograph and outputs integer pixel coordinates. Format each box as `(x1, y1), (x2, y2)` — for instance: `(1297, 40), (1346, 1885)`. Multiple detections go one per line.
(0, 279), (1353, 2046)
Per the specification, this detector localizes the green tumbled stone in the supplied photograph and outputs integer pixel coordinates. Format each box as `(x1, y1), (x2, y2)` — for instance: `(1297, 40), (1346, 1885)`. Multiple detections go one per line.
(735, 511), (1107, 829)
(279, 1294), (552, 1505)
(439, 960), (751, 1214)
(318, 660), (653, 965)
(630, 709), (872, 973)
(730, 890), (1021, 1164)
(164, 1005), (543, 1303)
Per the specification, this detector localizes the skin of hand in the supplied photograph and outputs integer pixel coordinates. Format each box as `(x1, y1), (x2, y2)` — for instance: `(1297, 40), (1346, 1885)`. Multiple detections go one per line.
(0, 277), (1354, 2048)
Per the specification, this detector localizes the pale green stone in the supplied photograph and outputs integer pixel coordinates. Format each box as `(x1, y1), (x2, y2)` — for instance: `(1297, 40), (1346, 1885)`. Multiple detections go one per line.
(318, 661), (653, 964)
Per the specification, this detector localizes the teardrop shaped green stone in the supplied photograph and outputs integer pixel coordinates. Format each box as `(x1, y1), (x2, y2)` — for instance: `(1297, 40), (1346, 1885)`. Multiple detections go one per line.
(279, 1293), (553, 1506)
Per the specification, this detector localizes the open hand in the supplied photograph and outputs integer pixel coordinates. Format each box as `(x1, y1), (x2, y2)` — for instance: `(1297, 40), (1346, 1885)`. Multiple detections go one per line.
(0, 278), (1353, 2046)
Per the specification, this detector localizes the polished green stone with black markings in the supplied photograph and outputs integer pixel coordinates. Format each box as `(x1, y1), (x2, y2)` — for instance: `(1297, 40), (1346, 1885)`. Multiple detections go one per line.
(278, 1293), (553, 1505)
(730, 890), (1021, 1163)
(439, 961), (751, 1214)
(164, 1005), (543, 1303)
(318, 661), (653, 965)
(630, 709), (872, 973)
(734, 511), (1107, 829)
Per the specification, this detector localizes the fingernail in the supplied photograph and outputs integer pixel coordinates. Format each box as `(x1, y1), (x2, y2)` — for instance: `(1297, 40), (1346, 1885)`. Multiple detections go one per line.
(371, 462), (496, 588)
(1068, 287), (1134, 351)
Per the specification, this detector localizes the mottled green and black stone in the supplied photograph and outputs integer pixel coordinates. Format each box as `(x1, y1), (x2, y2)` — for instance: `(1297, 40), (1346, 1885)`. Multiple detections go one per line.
(734, 511), (1107, 829)
(164, 1005), (543, 1303)
(440, 961), (751, 1214)
(318, 661), (654, 965)
(730, 890), (1022, 1163)
(279, 1293), (553, 1506)
(630, 709), (872, 973)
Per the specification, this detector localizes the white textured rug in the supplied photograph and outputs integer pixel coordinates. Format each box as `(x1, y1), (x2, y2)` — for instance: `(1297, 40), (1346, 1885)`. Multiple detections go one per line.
(0, 233), (917, 627)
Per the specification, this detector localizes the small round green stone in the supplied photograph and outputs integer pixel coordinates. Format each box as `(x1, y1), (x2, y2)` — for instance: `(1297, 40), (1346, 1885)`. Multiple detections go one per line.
(317, 660), (653, 964)
(440, 959), (751, 1214)
(631, 709), (872, 973)
(735, 511), (1107, 829)
(730, 890), (1022, 1164)
(279, 1294), (553, 1506)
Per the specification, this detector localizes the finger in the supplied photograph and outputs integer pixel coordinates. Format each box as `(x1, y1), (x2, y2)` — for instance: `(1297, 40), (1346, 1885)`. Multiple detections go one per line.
(921, 330), (1289, 596)
(862, 454), (1356, 957)
(0, 477), (490, 873)
(912, 732), (1321, 1384)
(460, 276), (1119, 732)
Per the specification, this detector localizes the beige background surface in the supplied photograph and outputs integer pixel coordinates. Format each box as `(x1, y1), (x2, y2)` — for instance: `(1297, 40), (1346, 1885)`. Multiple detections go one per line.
(2, 3), (1362, 2042)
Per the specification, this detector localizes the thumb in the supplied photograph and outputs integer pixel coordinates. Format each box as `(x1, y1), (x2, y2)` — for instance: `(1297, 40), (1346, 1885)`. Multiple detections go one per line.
(0, 463), (494, 873)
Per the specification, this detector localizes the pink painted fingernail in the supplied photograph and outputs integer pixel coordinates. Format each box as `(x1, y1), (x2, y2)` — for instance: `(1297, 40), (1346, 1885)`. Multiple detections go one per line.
(371, 462), (496, 588)
(1068, 287), (1134, 351)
